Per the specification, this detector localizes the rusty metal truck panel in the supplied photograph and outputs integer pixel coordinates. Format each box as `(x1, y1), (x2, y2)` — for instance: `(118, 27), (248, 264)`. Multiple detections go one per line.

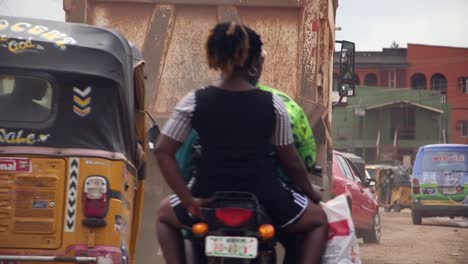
(64, 0), (337, 112)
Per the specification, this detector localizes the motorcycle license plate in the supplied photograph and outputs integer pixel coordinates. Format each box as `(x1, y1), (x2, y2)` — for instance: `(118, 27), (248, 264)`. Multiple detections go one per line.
(205, 236), (258, 259)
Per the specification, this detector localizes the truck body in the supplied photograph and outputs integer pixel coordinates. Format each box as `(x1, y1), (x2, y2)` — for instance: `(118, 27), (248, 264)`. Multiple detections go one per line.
(64, 0), (339, 262)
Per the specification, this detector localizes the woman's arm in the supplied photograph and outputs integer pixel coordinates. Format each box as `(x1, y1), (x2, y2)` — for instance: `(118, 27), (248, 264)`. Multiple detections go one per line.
(155, 91), (203, 215)
(275, 144), (321, 203)
(155, 135), (194, 207)
(271, 93), (321, 203)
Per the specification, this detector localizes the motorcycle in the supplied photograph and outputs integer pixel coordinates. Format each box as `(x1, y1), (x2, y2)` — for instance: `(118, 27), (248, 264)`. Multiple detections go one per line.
(185, 144), (323, 264)
(188, 191), (277, 264)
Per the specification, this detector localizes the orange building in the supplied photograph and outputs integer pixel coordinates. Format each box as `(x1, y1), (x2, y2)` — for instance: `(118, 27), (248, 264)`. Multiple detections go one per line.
(343, 44), (468, 144)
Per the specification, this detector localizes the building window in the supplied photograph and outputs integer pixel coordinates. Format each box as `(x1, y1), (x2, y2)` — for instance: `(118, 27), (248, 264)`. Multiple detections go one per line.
(411, 73), (427, 90)
(441, 95), (447, 104)
(431, 74), (447, 94)
(389, 71), (396, 88)
(364, 73), (378, 86)
(462, 121), (468, 137)
(461, 77), (468, 94)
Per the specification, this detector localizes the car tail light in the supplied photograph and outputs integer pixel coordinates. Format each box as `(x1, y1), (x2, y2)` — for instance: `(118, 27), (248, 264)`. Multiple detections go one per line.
(215, 208), (253, 227)
(83, 176), (108, 218)
(412, 178), (420, 195)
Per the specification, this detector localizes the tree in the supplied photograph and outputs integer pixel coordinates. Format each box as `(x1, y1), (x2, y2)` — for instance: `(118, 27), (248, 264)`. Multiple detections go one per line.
(390, 41), (400, 49)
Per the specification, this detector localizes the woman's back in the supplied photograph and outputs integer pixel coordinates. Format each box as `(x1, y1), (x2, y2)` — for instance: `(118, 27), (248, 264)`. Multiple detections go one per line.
(194, 87), (274, 156)
(192, 87), (276, 195)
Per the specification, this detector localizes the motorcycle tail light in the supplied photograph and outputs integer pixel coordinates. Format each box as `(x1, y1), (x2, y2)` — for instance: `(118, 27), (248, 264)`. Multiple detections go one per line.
(83, 176), (108, 218)
(215, 208), (253, 227)
(192, 222), (208, 236)
(258, 224), (275, 240)
(412, 178), (420, 195)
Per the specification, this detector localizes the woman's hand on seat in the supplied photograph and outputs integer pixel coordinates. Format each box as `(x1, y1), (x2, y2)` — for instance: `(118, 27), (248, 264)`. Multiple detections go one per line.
(186, 198), (211, 219)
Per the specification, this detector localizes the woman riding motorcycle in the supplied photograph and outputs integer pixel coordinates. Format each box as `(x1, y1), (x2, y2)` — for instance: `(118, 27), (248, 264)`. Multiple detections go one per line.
(174, 84), (318, 263)
(155, 22), (328, 264)
(175, 83), (316, 184)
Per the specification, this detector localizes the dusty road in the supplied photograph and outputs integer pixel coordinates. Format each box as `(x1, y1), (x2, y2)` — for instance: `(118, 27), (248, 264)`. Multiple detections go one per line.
(360, 209), (468, 264)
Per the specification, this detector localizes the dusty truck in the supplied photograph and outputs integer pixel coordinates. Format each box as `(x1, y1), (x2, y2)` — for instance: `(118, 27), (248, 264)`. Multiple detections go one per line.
(64, 0), (355, 263)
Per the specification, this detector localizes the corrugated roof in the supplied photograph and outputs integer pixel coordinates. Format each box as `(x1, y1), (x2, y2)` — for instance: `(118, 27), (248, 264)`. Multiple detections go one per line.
(344, 86), (444, 110)
(334, 48), (407, 68)
(366, 100), (443, 113)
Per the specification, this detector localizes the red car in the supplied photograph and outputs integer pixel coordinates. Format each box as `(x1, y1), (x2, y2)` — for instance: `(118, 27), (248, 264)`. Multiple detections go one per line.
(331, 151), (381, 243)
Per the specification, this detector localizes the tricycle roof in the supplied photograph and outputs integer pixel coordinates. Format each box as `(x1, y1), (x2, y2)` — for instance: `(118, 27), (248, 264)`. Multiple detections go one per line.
(0, 16), (139, 90)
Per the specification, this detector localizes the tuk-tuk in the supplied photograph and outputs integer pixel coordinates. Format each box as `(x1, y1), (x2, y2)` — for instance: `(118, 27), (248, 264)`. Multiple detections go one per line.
(366, 165), (412, 212)
(0, 16), (150, 263)
(387, 166), (412, 212)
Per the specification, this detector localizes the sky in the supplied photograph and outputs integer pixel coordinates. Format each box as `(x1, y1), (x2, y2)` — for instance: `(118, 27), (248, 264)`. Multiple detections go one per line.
(336, 0), (468, 50)
(0, 0), (64, 21)
(0, 0), (467, 51)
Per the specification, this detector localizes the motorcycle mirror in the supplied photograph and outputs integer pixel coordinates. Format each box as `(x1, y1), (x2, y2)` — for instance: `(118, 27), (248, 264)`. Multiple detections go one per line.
(144, 111), (160, 150)
(336, 40), (356, 97)
(366, 178), (376, 187)
(312, 165), (323, 176)
(147, 124), (160, 150)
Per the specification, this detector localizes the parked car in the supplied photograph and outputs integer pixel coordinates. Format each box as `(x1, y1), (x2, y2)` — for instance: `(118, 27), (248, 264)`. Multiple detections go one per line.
(332, 151), (380, 243)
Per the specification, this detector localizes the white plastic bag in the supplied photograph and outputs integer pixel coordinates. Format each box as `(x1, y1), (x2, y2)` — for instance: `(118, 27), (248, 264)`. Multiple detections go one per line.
(321, 194), (361, 264)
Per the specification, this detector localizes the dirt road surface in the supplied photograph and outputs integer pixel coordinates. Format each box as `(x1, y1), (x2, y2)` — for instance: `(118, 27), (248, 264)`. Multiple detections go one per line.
(360, 209), (468, 264)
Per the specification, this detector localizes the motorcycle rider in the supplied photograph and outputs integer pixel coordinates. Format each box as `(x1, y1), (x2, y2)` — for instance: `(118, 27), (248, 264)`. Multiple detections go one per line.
(155, 22), (328, 264)
(175, 83), (317, 184)
(174, 84), (318, 263)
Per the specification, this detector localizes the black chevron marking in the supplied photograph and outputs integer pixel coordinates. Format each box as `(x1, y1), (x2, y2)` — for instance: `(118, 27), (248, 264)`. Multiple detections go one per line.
(67, 209), (75, 218)
(65, 159), (78, 232)
(70, 181), (77, 190)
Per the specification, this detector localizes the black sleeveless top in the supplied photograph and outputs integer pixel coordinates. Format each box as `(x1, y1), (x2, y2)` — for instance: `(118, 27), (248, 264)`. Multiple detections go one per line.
(191, 87), (277, 196)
